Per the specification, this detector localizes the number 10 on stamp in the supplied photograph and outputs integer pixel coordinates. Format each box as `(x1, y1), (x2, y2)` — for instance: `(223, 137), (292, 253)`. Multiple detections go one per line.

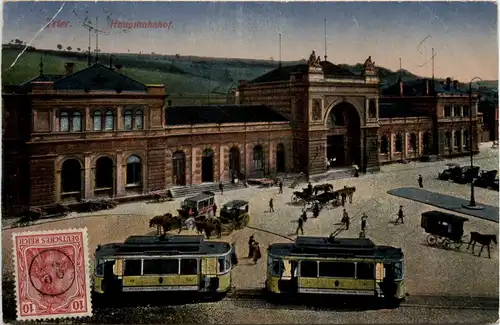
(12, 228), (92, 321)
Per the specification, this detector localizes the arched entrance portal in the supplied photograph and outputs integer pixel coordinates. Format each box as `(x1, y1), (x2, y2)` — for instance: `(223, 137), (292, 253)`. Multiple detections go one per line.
(276, 143), (286, 173)
(202, 148), (214, 183)
(229, 147), (240, 179)
(61, 159), (82, 201)
(172, 151), (186, 186)
(326, 102), (361, 167)
(94, 156), (114, 197)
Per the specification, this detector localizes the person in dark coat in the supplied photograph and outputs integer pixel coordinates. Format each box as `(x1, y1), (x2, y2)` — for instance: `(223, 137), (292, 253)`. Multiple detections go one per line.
(279, 181), (283, 194)
(307, 182), (313, 196)
(418, 175), (423, 188)
(231, 244), (238, 265)
(213, 203), (217, 217)
(342, 209), (349, 229)
(252, 242), (262, 264)
(396, 205), (405, 224)
(341, 192), (347, 206)
(248, 235), (256, 258)
(301, 210), (308, 222)
(269, 198), (274, 212)
(296, 216), (304, 235)
(361, 213), (368, 232)
(219, 182), (224, 195)
(312, 203), (320, 218)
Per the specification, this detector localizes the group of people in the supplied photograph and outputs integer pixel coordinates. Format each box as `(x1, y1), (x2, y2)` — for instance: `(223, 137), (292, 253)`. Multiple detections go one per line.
(248, 235), (262, 264)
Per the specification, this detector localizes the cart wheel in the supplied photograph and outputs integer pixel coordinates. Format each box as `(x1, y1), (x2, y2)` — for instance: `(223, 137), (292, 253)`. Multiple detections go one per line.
(90, 202), (102, 212)
(443, 240), (451, 250)
(453, 240), (463, 250)
(291, 195), (298, 203)
(426, 234), (437, 246)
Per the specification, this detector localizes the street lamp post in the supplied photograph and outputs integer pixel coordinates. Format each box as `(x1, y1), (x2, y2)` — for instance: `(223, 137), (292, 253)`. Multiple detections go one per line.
(463, 76), (483, 210)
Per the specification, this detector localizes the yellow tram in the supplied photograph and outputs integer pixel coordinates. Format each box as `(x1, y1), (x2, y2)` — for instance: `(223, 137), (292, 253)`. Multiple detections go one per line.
(93, 235), (235, 299)
(266, 236), (406, 305)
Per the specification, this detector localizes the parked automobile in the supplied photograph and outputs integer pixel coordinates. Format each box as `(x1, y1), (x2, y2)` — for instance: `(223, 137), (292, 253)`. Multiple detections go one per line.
(438, 163), (462, 181)
(454, 166), (480, 184)
(474, 170), (498, 188)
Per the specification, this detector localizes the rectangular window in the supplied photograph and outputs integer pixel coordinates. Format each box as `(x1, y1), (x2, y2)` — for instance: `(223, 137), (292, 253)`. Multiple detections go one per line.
(319, 262), (355, 278)
(123, 259), (142, 276)
(444, 105), (451, 117)
(356, 263), (375, 279)
(93, 116), (102, 131)
(180, 259), (198, 275)
(218, 256), (231, 274)
(71, 115), (82, 132)
(300, 261), (318, 277)
(104, 115), (114, 130)
(124, 114), (133, 130)
(135, 114), (143, 130)
(143, 259), (179, 275)
(463, 105), (470, 117)
(60, 115), (69, 132)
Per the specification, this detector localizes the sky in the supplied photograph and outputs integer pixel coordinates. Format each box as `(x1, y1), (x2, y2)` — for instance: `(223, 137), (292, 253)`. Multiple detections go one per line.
(2, 1), (498, 80)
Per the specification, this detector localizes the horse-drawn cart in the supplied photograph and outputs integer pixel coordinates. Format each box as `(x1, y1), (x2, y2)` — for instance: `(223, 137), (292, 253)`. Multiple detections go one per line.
(219, 200), (250, 236)
(78, 199), (117, 212)
(421, 210), (469, 250)
(291, 188), (315, 205)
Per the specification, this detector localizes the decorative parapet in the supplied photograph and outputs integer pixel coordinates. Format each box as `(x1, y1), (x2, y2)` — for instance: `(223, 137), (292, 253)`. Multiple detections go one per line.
(379, 116), (432, 124)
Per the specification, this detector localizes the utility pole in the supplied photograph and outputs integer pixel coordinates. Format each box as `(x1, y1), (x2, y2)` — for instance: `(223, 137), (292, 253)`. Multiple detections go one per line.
(279, 33), (282, 68)
(324, 18), (327, 62)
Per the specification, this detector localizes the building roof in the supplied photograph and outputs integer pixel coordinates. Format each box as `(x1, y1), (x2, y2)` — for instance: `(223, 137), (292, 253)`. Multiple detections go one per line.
(382, 78), (468, 97)
(165, 105), (289, 125)
(379, 102), (428, 118)
(248, 61), (355, 84)
(16, 63), (147, 93)
(53, 63), (147, 92)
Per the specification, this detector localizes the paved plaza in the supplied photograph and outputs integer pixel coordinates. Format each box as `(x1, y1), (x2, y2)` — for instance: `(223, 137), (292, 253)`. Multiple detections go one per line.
(3, 144), (499, 300)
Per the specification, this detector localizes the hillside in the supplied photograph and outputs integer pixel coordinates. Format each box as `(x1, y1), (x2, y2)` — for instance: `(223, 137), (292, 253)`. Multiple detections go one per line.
(2, 47), (497, 102)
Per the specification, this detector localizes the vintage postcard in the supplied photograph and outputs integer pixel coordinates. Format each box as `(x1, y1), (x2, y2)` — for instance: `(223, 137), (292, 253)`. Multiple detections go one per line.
(12, 228), (92, 321)
(1, 1), (498, 324)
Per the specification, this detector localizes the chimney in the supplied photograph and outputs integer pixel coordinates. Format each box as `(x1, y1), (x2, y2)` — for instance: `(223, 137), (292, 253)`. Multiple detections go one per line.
(445, 77), (452, 90)
(65, 62), (74, 76)
(453, 80), (459, 90)
(115, 64), (122, 73)
(399, 78), (404, 96)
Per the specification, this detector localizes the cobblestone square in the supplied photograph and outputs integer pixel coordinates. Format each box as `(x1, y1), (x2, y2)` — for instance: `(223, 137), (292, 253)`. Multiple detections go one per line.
(3, 144), (498, 298)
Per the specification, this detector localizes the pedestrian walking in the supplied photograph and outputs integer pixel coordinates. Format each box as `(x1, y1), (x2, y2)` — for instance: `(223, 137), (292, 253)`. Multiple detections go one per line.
(307, 182), (313, 195)
(279, 181), (283, 194)
(269, 198), (274, 212)
(213, 203), (217, 217)
(361, 213), (368, 232)
(301, 210), (308, 223)
(345, 213), (350, 230)
(295, 216), (304, 235)
(418, 175), (423, 188)
(219, 182), (224, 195)
(313, 202), (320, 218)
(252, 242), (262, 264)
(342, 209), (349, 229)
(396, 205), (405, 224)
(248, 235), (256, 258)
(230, 243), (238, 265)
(341, 192), (347, 206)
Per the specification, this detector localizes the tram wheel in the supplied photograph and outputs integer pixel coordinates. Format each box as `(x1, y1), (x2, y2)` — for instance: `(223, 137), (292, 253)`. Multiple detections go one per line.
(426, 234), (437, 246)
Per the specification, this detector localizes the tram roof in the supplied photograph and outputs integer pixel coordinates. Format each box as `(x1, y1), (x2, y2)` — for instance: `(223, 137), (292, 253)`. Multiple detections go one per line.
(96, 235), (231, 256)
(268, 236), (403, 259)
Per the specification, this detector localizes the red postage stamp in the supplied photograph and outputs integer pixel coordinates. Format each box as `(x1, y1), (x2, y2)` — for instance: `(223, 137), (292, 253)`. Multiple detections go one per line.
(12, 228), (92, 321)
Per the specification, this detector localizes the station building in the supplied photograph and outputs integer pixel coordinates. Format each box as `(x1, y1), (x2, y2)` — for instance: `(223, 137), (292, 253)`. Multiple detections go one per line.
(2, 52), (481, 210)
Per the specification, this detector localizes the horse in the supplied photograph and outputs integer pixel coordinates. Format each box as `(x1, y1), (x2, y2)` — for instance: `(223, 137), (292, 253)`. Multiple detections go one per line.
(314, 183), (333, 195)
(149, 213), (183, 235)
(149, 215), (166, 235)
(337, 187), (356, 203)
(195, 218), (222, 239)
(467, 232), (498, 258)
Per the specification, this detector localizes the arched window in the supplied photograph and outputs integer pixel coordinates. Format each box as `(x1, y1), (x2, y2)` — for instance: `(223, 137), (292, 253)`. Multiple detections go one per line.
(126, 155), (141, 186)
(93, 111), (102, 131)
(368, 99), (377, 118)
(124, 109), (143, 130)
(104, 110), (115, 131)
(454, 130), (461, 148)
(253, 145), (264, 171)
(135, 109), (143, 130)
(409, 133), (417, 152)
(380, 135), (389, 154)
(60, 111), (82, 132)
(395, 133), (403, 152)
(445, 132), (451, 149)
(124, 110), (133, 130)
(60, 111), (69, 132)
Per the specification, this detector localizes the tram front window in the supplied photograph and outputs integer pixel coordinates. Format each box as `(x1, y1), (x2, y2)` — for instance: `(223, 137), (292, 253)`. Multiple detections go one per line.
(393, 261), (403, 280)
(96, 259), (114, 276)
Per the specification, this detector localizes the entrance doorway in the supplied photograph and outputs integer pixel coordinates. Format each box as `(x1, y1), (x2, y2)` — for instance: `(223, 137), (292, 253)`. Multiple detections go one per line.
(172, 151), (186, 186)
(202, 149), (214, 183)
(229, 147), (240, 178)
(327, 135), (345, 167)
(276, 143), (286, 173)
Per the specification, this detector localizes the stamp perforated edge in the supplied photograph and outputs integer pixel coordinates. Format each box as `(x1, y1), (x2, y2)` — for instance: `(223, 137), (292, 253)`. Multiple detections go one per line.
(12, 227), (93, 321)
